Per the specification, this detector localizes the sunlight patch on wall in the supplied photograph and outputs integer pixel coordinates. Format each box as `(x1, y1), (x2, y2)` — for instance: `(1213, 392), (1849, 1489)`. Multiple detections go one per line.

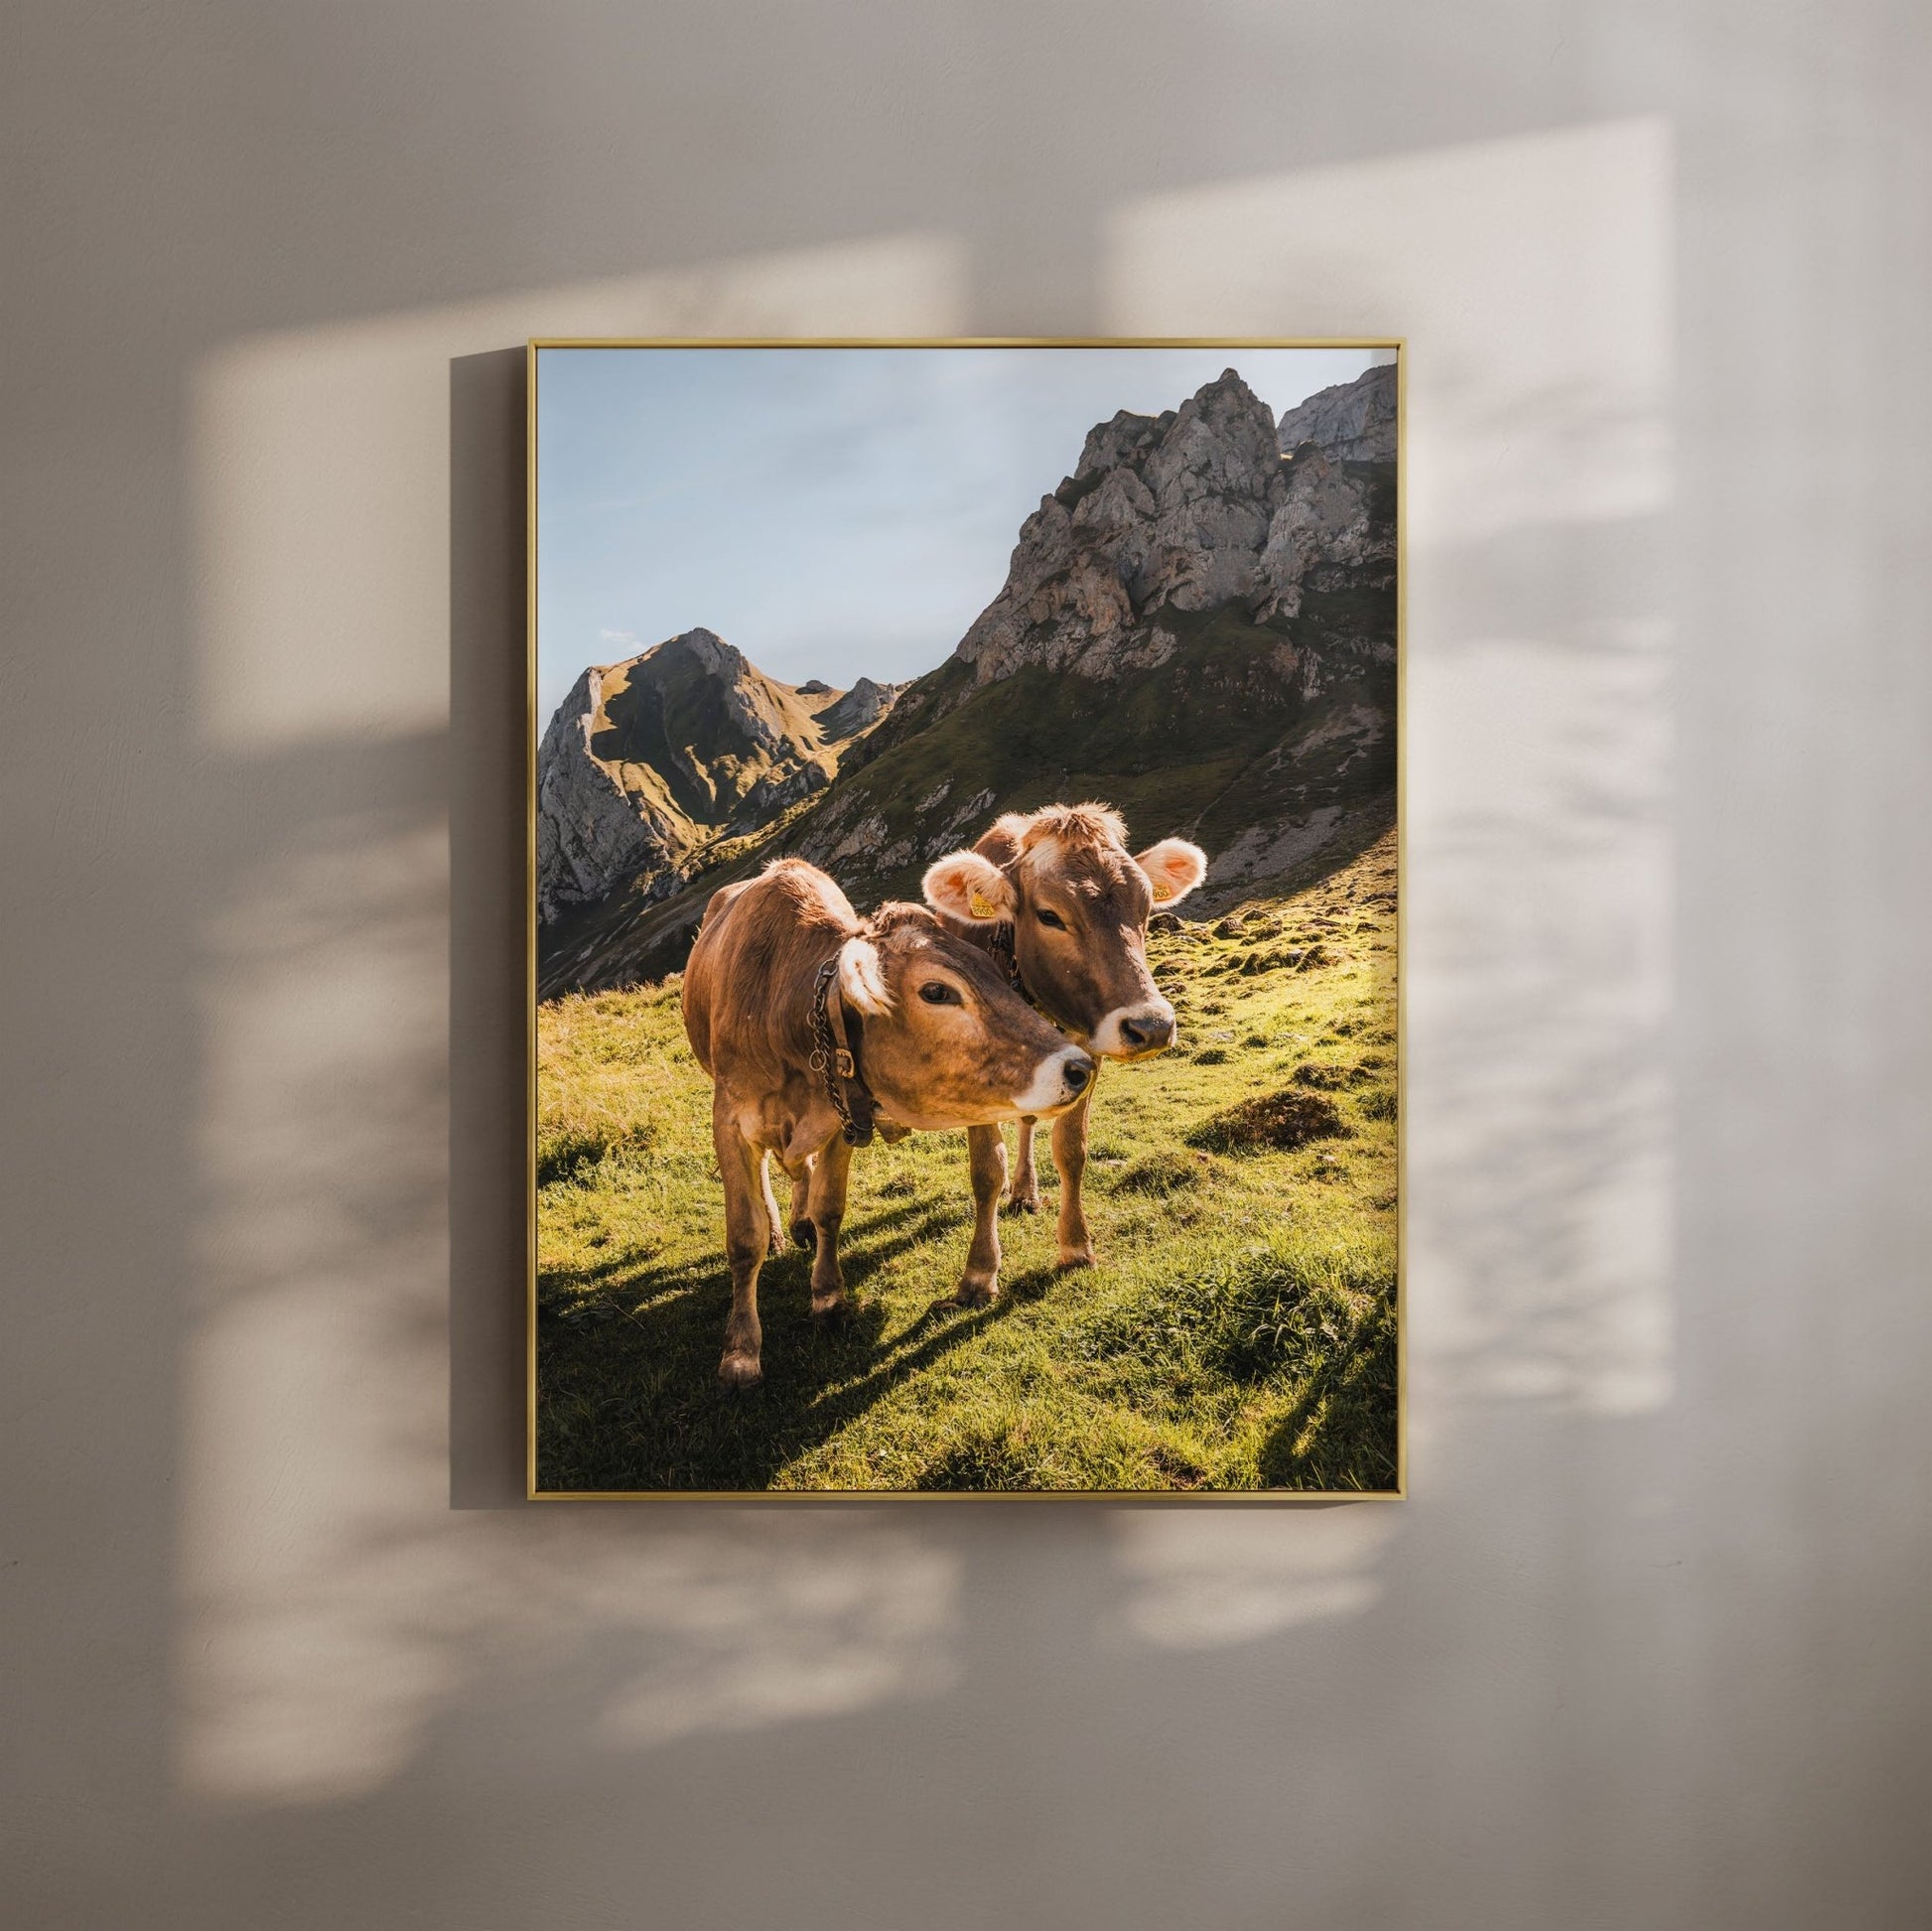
(179, 233), (970, 1806)
(1104, 1509), (1399, 1651)
(1105, 120), (1676, 1422)
(181, 817), (461, 1805)
(586, 1532), (961, 1751)
(177, 764), (963, 1815)
(179, 804), (960, 1811)
(189, 232), (967, 750)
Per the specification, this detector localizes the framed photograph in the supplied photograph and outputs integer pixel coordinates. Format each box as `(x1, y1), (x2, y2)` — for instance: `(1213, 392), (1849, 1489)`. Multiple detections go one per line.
(528, 339), (1402, 1498)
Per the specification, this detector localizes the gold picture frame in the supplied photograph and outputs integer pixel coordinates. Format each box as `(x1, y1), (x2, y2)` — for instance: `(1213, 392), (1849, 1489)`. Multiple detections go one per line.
(526, 338), (1404, 1501)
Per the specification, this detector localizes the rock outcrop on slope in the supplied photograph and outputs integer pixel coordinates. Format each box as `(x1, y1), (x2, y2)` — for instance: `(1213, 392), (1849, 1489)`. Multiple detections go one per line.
(536, 627), (899, 922)
(942, 368), (1392, 692)
(1274, 359), (1397, 463)
(814, 675), (899, 739)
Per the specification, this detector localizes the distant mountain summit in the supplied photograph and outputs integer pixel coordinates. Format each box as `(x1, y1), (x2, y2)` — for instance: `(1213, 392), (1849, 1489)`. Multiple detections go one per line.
(542, 365), (1397, 996)
(926, 366), (1390, 697)
(1275, 360), (1397, 463)
(536, 627), (900, 923)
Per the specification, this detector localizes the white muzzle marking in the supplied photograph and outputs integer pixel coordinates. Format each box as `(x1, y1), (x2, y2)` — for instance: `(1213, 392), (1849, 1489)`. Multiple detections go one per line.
(1089, 999), (1177, 1058)
(1012, 1045), (1095, 1116)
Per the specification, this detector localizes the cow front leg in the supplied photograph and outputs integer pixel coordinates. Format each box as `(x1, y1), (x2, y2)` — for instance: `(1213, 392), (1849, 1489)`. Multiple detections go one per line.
(1004, 1116), (1042, 1215)
(805, 1135), (852, 1318)
(949, 1125), (1008, 1307)
(714, 1116), (768, 1389)
(1051, 1082), (1097, 1269)
(759, 1152), (785, 1257)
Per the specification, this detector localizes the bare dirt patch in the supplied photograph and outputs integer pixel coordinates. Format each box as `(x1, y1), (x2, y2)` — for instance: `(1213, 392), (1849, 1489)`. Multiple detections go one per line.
(1187, 1089), (1350, 1154)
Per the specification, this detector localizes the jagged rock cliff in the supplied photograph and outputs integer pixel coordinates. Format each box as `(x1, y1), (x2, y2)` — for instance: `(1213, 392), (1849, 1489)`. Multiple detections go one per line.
(943, 368), (1390, 692)
(1275, 359), (1397, 463)
(536, 628), (899, 922)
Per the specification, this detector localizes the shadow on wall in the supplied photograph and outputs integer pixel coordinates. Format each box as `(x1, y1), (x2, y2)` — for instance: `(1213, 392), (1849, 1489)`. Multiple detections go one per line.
(164, 119), (1687, 1930)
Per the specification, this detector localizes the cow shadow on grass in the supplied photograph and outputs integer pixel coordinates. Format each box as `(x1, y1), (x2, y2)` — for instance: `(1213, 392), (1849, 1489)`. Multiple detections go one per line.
(535, 1194), (1032, 1492)
(826, 1188), (979, 1246)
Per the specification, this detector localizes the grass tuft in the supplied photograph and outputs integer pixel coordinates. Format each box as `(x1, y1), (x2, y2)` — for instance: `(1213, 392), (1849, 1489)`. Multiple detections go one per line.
(1110, 1148), (1216, 1196)
(1292, 1062), (1349, 1091)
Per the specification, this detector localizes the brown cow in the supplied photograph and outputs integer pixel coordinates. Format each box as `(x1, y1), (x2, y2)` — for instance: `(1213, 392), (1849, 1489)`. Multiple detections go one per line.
(921, 803), (1206, 1284)
(682, 858), (1095, 1387)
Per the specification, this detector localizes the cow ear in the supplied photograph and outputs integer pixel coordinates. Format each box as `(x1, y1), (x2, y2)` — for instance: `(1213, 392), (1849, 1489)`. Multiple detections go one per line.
(837, 936), (892, 1016)
(1134, 837), (1207, 907)
(921, 850), (1016, 925)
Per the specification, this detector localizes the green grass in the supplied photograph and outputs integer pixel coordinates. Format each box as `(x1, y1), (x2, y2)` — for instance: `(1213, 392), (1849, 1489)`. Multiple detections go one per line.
(536, 831), (1398, 1493)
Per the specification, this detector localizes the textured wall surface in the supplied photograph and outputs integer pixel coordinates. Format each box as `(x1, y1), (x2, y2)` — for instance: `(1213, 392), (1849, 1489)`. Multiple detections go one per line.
(3, 5), (1928, 1926)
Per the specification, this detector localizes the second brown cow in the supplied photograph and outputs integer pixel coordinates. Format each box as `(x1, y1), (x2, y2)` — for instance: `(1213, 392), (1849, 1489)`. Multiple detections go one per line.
(683, 858), (1094, 1388)
(922, 802), (1207, 1290)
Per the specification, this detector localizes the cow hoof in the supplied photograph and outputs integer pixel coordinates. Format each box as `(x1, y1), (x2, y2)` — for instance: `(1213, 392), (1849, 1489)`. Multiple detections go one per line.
(766, 1231), (784, 1258)
(810, 1291), (847, 1322)
(718, 1351), (763, 1391)
(790, 1220), (816, 1251)
(943, 1278), (998, 1310)
(1057, 1245), (1096, 1271)
(1003, 1193), (1040, 1216)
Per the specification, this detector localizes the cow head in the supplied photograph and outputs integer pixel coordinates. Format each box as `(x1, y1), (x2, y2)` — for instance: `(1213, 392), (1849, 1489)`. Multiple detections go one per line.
(838, 903), (1095, 1130)
(922, 803), (1206, 1059)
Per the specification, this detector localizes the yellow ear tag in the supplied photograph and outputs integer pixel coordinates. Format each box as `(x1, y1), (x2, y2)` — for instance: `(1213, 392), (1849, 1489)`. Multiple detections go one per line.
(1151, 881), (1174, 902)
(968, 889), (998, 919)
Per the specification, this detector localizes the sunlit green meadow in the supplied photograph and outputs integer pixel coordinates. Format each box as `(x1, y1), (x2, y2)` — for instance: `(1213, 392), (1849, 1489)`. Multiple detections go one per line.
(535, 831), (1398, 1492)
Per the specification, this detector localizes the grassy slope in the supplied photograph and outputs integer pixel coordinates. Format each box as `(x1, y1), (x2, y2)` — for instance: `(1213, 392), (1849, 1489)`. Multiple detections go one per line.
(826, 597), (1396, 888)
(535, 828), (1398, 1493)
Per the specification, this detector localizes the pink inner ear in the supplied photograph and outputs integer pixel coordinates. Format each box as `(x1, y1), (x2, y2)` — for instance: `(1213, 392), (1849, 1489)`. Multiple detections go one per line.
(924, 852), (1010, 921)
(1141, 839), (1206, 902)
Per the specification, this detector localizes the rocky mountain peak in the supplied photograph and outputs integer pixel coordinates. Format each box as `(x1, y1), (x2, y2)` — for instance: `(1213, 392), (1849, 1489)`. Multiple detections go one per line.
(952, 365), (1388, 689)
(536, 629), (898, 925)
(664, 624), (741, 680)
(1276, 360), (1397, 463)
(1143, 366), (1280, 496)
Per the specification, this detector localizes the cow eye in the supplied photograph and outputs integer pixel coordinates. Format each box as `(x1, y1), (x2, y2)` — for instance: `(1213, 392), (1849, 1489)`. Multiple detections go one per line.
(1036, 907), (1067, 930)
(918, 981), (962, 1006)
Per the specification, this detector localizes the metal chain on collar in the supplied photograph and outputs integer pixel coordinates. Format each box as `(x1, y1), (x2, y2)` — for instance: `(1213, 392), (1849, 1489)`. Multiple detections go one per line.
(809, 956), (867, 1146)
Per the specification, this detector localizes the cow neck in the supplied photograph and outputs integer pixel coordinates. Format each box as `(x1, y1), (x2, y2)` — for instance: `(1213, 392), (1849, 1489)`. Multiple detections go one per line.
(809, 954), (877, 1148)
(983, 920), (1043, 1019)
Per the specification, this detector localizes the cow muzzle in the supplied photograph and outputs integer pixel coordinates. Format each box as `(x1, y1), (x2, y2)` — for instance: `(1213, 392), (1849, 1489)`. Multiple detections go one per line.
(1093, 1001), (1176, 1060)
(1012, 1045), (1097, 1116)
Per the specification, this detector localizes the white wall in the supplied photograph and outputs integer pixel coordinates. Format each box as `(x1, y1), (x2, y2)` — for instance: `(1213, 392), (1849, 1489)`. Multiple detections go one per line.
(3, 5), (1927, 1926)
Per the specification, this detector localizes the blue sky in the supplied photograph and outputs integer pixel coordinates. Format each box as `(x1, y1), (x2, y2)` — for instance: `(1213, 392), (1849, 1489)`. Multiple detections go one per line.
(535, 345), (1392, 729)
